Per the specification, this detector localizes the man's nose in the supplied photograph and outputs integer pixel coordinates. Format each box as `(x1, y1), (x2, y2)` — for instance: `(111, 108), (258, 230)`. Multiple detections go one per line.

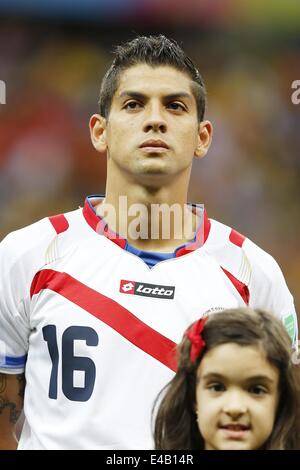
(222, 391), (248, 420)
(143, 104), (167, 133)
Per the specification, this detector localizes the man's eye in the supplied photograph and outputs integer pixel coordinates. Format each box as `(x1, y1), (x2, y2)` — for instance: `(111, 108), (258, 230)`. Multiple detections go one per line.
(249, 385), (268, 396)
(167, 102), (186, 111)
(207, 383), (225, 393)
(124, 101), (142, 110)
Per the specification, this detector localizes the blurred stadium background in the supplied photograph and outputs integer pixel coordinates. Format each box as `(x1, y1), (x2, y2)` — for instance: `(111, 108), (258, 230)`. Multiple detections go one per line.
(0, 0), (299, 315)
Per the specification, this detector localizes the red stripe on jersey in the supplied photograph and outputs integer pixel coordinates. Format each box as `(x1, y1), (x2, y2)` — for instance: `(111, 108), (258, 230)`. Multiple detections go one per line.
(83, 200), (126, 249)
(30, 269), (177, 372)
(49, 215), (69, 234)
(175, 209), (211, 258)
(221, 267), (250, 305)
(229, 229), (246, 247)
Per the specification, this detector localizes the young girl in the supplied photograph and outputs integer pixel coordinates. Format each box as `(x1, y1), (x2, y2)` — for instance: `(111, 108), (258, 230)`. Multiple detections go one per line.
(154, 308), (300, 450)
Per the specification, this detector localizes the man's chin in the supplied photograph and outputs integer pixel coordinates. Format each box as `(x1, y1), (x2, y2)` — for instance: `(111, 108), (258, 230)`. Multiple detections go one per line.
(132, 168), (174, 186)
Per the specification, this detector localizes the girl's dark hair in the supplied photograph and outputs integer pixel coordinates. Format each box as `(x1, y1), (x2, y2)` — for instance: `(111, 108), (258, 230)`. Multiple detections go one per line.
(98, 35), (206, 122)
(153, 308), (300, 450)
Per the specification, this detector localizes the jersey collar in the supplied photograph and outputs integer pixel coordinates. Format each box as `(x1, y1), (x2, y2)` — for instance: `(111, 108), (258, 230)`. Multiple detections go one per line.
(82, 195), (211, 257)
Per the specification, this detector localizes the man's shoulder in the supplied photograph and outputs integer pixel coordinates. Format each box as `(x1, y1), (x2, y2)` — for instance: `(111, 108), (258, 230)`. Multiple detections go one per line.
(209, 217), (273, 253)
(207, 217), (283, 282)
(0, 206), (83, 270)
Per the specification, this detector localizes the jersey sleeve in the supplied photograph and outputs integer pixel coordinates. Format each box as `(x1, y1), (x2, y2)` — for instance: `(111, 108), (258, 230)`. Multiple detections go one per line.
(0, 218), (56, 374)
(245, 239), (298, 347)
(0, 233), (30, 374)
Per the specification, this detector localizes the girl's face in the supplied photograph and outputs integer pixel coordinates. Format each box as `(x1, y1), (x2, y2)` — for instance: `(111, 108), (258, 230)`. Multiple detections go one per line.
(195, 343), (280, 450)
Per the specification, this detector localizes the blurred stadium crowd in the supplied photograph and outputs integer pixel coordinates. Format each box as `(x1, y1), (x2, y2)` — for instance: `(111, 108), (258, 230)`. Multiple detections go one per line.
(0, 3), (299, 314)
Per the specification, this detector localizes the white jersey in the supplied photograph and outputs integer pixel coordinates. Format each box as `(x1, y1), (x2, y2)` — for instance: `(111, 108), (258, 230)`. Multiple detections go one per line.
(0, 196), (297, 449)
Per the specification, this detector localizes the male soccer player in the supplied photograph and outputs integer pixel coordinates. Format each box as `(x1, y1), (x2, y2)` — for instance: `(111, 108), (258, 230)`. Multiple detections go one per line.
(0, 35), (297, 449)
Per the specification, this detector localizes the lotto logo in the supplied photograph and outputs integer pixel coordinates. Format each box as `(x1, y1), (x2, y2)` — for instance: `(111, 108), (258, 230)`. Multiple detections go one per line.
(120, 279), (175, 299)
(120, 280), (136, 293)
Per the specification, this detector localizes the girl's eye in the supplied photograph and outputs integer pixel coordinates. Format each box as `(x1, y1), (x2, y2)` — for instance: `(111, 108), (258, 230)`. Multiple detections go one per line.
(124, 101), (143, 110)
(167, 102), (186, 111)
(249, 385), (267, 396)
(208, 383), (225, 393)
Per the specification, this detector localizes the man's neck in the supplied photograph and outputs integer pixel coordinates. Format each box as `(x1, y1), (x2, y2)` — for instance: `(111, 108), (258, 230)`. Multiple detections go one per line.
(95, 173), (201, 252)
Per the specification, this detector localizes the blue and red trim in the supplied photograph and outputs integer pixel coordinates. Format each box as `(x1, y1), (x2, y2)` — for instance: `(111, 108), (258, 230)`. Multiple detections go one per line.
(83, 196), (210, 256)
(175, 209), (211, 258)
(0, 355), (27, 368)
(83, 198), (126, 249)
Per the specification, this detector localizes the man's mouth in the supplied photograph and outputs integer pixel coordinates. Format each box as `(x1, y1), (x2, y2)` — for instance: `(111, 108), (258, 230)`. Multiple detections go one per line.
(139, 139), (169, 152)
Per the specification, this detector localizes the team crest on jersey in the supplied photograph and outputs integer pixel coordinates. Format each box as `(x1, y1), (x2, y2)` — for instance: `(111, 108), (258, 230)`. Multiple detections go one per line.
(203, 307), (226, 315)
(120, 280), (175, 299)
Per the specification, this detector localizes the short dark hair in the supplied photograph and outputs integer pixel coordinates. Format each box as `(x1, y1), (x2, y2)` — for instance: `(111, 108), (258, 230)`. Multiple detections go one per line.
(153, 308), (300, 450)
(98, 35), (206, 122)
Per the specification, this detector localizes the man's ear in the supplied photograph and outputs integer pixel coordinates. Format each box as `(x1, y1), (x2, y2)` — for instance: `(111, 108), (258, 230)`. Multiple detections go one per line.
(89, 114), (107, 154)
(195, 120), (213, 159)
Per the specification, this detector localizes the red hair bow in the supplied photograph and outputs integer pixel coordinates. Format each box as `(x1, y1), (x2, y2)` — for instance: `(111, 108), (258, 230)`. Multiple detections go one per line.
(186, 316), (208, 363)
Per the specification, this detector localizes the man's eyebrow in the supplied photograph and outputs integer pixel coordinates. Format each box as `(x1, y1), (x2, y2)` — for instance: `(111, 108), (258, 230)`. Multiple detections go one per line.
(119, 91), (147, 100)
(118, 91), (193, 101)
(163, 92), (193, 101)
